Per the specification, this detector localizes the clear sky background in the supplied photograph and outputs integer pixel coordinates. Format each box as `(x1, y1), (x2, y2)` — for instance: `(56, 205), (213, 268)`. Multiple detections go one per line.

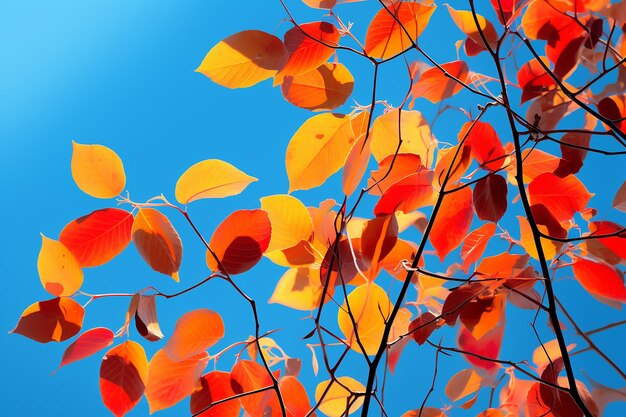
(2, 1), (625, 416)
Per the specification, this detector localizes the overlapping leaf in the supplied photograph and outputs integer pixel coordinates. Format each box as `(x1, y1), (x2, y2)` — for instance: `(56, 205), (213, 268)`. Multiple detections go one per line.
(12, 297), (84, 343)
(38, 235), (83, 296)
(430, 186), (474, 261)
(281, 63), (354, 111)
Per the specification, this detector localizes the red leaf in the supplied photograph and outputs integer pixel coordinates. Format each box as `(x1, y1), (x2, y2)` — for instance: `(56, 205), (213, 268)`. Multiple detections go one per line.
(361, 214), (399, 273)
(431, 186), (473, 261)
(367, 153), (424, 196)
(460, 223), (497, 272)
(411, 61), (469, 103)
(11, 297), (84, 343)
(374, 170), (434, 216)
(457, 319), (504, 374)
(409, 312), (438, 345)
(572, 256), (626, 303)
(517, 57), (557, 104)
(100, 341), (148, 417)
(473, 175), (508, 222)
(442, 282), (487, 327)
(278, 22), (340, 80)
(460, 121), (505, 171)
(191, 371), (240, 417)
(589, 221), (626, 259)
(598, 95), (626, 134)
(231, 360), (280, 417)
(59, 208), (134, 267)
(59, 327), (114, 368)
(555, 132), (591, 177)
(528, 173), (593, 221)
(206, 209), (271, 275)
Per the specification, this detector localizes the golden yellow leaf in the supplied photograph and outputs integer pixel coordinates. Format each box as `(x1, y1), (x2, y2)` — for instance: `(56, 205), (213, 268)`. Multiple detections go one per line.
(38, 234), (83, 297)
(71, 141), (125, 199)
(175, 159), (257, 204)
(338, 283), (392, 355)
(315, 376), (365, 416)
(286, 113), (355, 192)
(196, 30), (288, 89)
(269, 267), (324, 311)
(260, 194), (313, 252)
(370, 109), (436, 166)
(518, 216), (562, 260)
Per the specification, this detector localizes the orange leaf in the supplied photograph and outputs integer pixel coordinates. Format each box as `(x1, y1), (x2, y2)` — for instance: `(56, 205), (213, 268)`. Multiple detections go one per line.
(460, 294), (505, 340)
(280, 376), (314, 417)
(446, 6), (498, 55)
(37, 234), (83, 297)
(368, 153), (424, 196)
(59, 327), (114, 369)
(460, 121), (505, 171)
(364, 1), (437, 59)
(434, 144), (472, 188)
(458, 319), (504, 374)
(164, 309), (225, 361)
(512, 148), (561, 184)
(190, 371), (240, 417)
(281, 62), (354, 111)
(206, 209), (271, 275)
(71, 141), (126, 199)
(100, 341), (148, 417)
(460, 223), (497, 272)
(411, 61), (469, 103)
(12, 297), (84, 343)
(572, 256), (626, 303)
(145, 349), (209, 413)
(197, 30), (288, 88)
(361, 215), (399, 279)
(528, 173), (593, 221)
(315, 376), (365, 416)
(431, 186), (474, 261)
(277, 22), (340, 81)
(231, 360), (280, 416)
(135, 295), (165, 342)
(374, 170), (435, 216)
(342, 111), (372, 196)
(445, 368), (482, 402)
(473, 174), (508, 222)
(408, 311), (438, 345)
(59, 208), (133, 267)
(132, 208), (182, 281)
(518, 57), (557, 104)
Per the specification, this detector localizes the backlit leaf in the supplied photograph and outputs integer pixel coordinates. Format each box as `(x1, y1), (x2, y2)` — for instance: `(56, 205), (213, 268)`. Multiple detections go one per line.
(206, 209), (271, 275)
(434, 144), (472, 188)
(572, 256), (626, 304)
(277, 22), (340, 81)
(374, 170), (435, 216)
(342, 111), (371, 196)
(286, 113), (355, 192)
(315, 376), (365, 416)
(197, 30), (288, 88)
(446, 6), (498, 55)
(370, 109), (436, 165)
(411, 60), (469, 103)
(473, 175), (508, 223)
(12, 297), (84, 343)
(230, 360), (280, 416)
(518, 204), (567, 260)
(518, 57), (557, 104)
(38, 234), (83, 297)
(458, 319), (504, 374)
(338, 283), (392, 355)
(145, 349), (209, 413)
(135, 295), (165, 342)
(598, 95), (626, 134)
(431, 186), (473, 261)
(132, 208), (182, 281)
(280, 376), (314, 417)
(59, 208), (133, 267)
(190, 371), (240, 417)
(71, 141), (125, 199)
(270, 267), (324, 311)
(445, 368), (482, 402)
(460, 223), (497, 272)
(588, 221), (626, 259)
(175, 159), (257, 204)
(59, 327), (114, 368)
(555, 132), (591, 177)
(164, 309), (225, 361)
(528, 173), (593, 221)
(408, 311), (438, 345)
(261, 194), (313, 253)
(361, 215), (399, 280)
(281, 63), (354, 111)
(368, 153), (424, 196)
(100, 341), (148, 417)
(460, 121), (505, 171)
(364, 1), (437, 59)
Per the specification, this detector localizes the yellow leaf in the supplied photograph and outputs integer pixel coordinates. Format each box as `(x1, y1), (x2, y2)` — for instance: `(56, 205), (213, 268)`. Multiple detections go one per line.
(315, 376), (365, 416)
(38, 234), (83, 297)
(71, 141), (125, 199)
(518, 216), (562, 260)
(196, 30), (288, 88)
(260, 194), (313, 252)
(269, 267), (324, 310)
(370, 109), (436, 166)
(286, 113), (356, 192)
(338, 283), (392, 355)
(175, 159), (257, 204)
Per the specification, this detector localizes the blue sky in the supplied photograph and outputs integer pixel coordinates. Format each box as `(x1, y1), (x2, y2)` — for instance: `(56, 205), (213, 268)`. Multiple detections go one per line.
(2, 1), (625, 416)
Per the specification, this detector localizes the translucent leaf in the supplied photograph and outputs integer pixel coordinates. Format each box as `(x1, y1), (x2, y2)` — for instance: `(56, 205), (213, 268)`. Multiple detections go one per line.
(58, 327), (114, 369)
(528, 173), (593, 221)
(361, 215), (399, 280)
(368, 153), (424, 196)
(408, 311), (437, 345)
(364, 1), (437, 59)
(59, 208), (134, 267)
(532, 338), (576, 374)
(572, 256), (626, 304)
(446, 5), (498, 55)
(315, 376), (365, 416)
(280, 376), (314, 417)
(11, 297), (84, 343)
(342, 111), (371, 196)
(260, 194), (313, 253)
(430, 186), (473, 261)
(190, 371), (240, 417)
(445, 368), (482, 402)
(458, 318), (504, 374)
(71, 141), (125, 199)
(374, 170), (435, 216)
(518, 57), (557, 104)
(230, 360), (280, 416)
(135, 295), (165, 342)
(132, 208), (182, 281)
(411, 60), (469, 103)
(164, 309), (225, 361)
(197, 30), (288, 88)
(270, 267), (324, 311)
(460, 223), (496, 272)
(518, 204), (566, 260)
(38, 234), (83, 297)
(434, 144), (472, 188)
(459, 121), (505, 171)
(338, 283), (392, 355)
(175, 159), (257, 204)
(286, 113), (355, 192)
(206, 209), (271, 275)
(282, 63), (354, 111)
(100, 341), (148, 417)
(145, 349), (209, 413)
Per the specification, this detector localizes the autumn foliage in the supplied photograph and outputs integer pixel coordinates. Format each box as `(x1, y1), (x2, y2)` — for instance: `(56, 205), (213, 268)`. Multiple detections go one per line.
(11, 1), (626, 417)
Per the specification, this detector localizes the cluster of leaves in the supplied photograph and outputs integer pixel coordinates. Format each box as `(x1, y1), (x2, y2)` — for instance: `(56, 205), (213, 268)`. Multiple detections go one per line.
(11, 1), (626, 416)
